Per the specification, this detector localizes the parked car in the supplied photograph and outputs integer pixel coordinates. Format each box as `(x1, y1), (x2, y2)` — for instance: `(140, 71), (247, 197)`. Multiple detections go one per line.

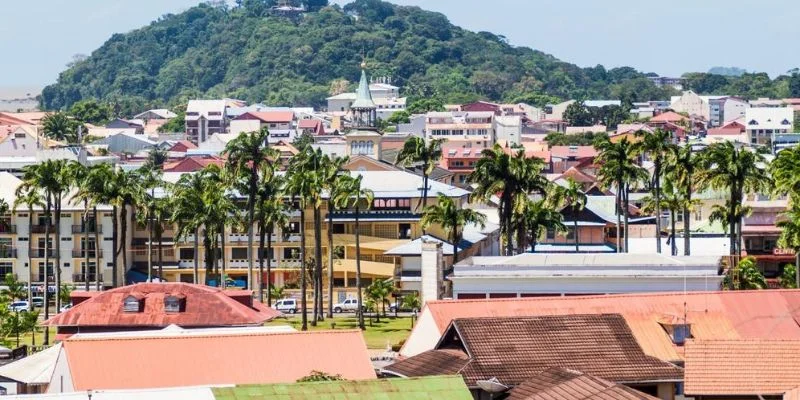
(59, 304), (72, 313)
(272, 298), (297, 314)
(333, 298), (364, 313)
(31, 297), (44, 308)
(389, 302), (419, 313)
(8, 301), (30, 312)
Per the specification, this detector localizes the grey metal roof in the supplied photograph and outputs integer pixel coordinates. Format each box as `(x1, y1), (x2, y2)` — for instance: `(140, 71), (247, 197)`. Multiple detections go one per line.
(350, 68), (376, 110)
(385, 231), (486, 256)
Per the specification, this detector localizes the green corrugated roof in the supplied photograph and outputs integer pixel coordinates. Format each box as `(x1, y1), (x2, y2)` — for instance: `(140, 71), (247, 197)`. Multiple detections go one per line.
(351, 68), (376, 110)
(211, 376), (472, 400)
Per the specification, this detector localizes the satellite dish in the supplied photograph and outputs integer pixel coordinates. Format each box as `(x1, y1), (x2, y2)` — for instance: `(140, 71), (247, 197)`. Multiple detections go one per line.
(476, 377), (509, 393)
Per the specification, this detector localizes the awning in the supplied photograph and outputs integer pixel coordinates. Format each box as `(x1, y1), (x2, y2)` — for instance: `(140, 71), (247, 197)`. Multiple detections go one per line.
(0, 343), (61, 384)
(332, 259), (395, 278)
(334, 235), (409, 252)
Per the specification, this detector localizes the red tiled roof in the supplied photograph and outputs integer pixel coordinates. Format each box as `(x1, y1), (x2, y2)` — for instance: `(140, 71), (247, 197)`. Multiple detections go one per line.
(62, 329), (375, 390)
(549, 146), (598, 159)
(707, 127), (744, 136)
(169, 140), (198, 152)
(163, 155), (225, 172)
(555, 167), (597, 183)
(44, 283), (280, 329)
(507, 367), (660, 400)
(411, 290), (800, 362)
(684, 340), (800, 396)
(650, 111), (687, 123)
(387, 315), (683, 386)
(237, 111), (294, 123)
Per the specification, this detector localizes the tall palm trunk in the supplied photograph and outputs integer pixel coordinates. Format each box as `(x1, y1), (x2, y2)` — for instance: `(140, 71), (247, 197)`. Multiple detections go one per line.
(615, 185), (622, 253)
(503, 193), (514, 256)
(623, 184), (630, 253)
(84, 201), (90, 292)
(157, 222), (163, 281)
(193, 226), (200, 285)
(246, 168), (257, 291)
(147, 207), (153, 282)
(120, 204), (128, 286)
(54, 196), (62, 311)
(266, 224), (274, 306)
(422, 170), (430, 209)
(654, 163), (662, 254)
(212, 235), (219, 286)
(327, 200), (334, 318)
(203, 229), (212, 285)
(43, 196), (51, 346)
(795, 252), (799, 289)
(221, 224), (227, 289)
(314, 206), (323, 323)
(670, 211), (677, 256)
(728, 191), (737, 256)
(572, 206), (579, 252)
(683, 185), (692, 256)
(112, 206), (118, 287)
(355, 205), (365, 331)
(300, 207), (308, 331)
(27, 207), (33, 303)
(258, 219), (266, 303)
(94, 207), (101, 291)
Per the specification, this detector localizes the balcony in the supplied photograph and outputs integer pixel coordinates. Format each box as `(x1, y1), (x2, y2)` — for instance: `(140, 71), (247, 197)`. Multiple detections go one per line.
(329, 209), (421, 222)
(72, 224), (102, 234)
(0, 248), (17, 258)
(0, 224), (16, 234)
(72, 273), (100, 283)
(72, 249), (103, 258)
(30, 224), (55, 234)
(31, 248), (56, 258)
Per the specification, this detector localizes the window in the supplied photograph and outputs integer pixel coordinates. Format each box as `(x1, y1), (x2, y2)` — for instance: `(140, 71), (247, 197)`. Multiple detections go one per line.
(231, 247), (248, 260)
(546, 227), (555, 240)
(123, 296), (141, 312)
(332, 224), (345, 234)
(179, 248), (195, 260)
(748, 119), (758, 125)
(399, 224), (411, 239)
(14, 133), (25, 139)
(283, 247), (299, 260)
(164, 296), (184, 313)
(694, 209), (702, 221)
(782, 119), (791, 125)
(566, 227), (575, 240)
(0, 262), (11, 276)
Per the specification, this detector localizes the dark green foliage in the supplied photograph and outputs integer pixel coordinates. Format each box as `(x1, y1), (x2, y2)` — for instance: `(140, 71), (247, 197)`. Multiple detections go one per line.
(544, 131), (608, 146)
(40, 1), (673, 112)
(406, 98), (444, 114)
(683, 72), (795, 99)
(563, 101), (592, 126)
(563, 102), (629, 129)
(158, 106), (186, 133)
(386, 110), (410, 124)
(68, 99), (114, 124)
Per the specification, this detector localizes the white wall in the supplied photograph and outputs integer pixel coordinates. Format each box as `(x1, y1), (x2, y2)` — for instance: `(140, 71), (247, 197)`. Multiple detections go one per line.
(229, 120), (262, 136)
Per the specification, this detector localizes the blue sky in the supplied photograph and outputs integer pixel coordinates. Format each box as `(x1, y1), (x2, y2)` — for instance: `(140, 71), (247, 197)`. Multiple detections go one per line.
(2, 0), (798, 88)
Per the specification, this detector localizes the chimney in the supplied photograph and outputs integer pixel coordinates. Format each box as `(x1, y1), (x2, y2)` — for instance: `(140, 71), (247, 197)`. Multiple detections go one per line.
(420, 238), (444, 306)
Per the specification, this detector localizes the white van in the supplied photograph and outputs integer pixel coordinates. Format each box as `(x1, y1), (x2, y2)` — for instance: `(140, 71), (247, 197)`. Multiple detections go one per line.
(272, 298), (298, 314)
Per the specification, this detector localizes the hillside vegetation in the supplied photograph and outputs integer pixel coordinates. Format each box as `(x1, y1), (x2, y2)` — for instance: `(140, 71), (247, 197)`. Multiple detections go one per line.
(41, 0), (675, 114)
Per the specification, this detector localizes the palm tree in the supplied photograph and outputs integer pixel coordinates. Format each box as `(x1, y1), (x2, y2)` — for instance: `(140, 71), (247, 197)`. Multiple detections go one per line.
(367, 279), (394, 322)
(665, 143), (700, 255)
(516, 198), (566, 252)
(107, 169), (138, 286)
(202, 165), (237, 289)
(321, 155), (349, 318)
(79, 165), (111, 291)
(420, 194), (486, 264)
(698, 142), (769, 256)
(641, 183), (685, 256)
(13, 187), (43, 303)
(332, 174), (374, 331)
(170, 172), (206, 285)
(133, 167), (163, 282)
(285, 160), (314, 331)
(395, 137), (444, 210)
(726, 256), (767, 290)
(255, 165), (288, 305)
(66, 162), (92, 291)
(770, 146), (800, 196)
(224, 128), (271, 290)
(596, 137), (647, 253)
(470, 144), (548, 255)
(634, 128), (675, 253)
(41, 112), (81, 143)
(777, 203), (800, 289)
(550, 178), (587, 252)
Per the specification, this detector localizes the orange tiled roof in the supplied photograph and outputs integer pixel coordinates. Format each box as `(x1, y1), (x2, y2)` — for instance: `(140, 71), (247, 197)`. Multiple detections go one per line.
(785, 387), (800, 400)
(549, 146), (598, 159)
(163, 155), (225, 172)
(62, 329), (375, 390)
(684, 340), (800, 396)
(417, 290), (800, 362)
(44, 283), (280, 329)
(650, 111), (687, 123)
(238, 111), (294, 123)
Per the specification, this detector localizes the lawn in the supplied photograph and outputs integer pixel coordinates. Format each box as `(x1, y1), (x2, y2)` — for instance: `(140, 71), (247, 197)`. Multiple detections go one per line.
(3, 327), (56, 349)
(266, 314), (415, 349)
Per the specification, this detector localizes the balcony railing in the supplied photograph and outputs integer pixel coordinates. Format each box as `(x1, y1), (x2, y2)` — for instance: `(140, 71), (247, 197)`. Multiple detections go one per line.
(30, 225), (55, 234)
(329, 209), (420, 221)
(72, 249), (103, 258)
(0, 248), (17, 258)
(72, 273), (100, 283)
(72, 225), (102, 234)
(31, 248), (56, 258)
(0, 224), (17, 234)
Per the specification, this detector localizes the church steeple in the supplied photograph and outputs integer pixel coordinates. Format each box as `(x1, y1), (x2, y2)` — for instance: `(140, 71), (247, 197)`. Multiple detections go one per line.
(350, 61), (377, 128)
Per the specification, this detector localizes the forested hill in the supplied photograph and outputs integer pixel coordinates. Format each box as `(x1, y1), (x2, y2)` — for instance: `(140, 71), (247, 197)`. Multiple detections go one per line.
(41, 0), (675, 113)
